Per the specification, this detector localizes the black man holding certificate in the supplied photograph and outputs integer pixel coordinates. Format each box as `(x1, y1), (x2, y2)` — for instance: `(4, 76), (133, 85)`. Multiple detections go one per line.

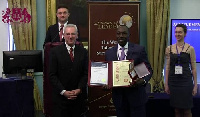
(104, 25), (153, 117)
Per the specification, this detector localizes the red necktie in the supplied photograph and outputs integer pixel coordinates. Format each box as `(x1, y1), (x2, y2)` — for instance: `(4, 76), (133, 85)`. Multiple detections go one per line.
(70, 47), (74, 62)
(59, 25), (64, 41)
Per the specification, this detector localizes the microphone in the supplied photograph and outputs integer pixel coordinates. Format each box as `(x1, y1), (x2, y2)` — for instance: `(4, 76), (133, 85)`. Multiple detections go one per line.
(43, 26), (63, 49)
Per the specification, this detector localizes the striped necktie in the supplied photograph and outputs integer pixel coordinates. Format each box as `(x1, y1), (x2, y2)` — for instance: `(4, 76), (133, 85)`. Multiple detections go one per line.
(70, 47), (74, 62)
(59, 25), (64, 41)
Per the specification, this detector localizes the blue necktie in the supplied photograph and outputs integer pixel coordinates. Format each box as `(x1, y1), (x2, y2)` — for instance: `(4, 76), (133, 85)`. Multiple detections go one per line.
(120, 47), (125, 60)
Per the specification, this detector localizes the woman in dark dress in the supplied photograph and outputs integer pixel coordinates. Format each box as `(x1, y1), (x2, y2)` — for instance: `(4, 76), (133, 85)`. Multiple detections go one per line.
(165, 24), (197, 117)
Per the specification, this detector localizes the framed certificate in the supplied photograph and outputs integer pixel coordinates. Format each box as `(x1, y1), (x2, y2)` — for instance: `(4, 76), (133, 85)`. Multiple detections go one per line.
(90, 62), (108, 85)
(88, 60), (134, 87)
(112, 61), (133, 87)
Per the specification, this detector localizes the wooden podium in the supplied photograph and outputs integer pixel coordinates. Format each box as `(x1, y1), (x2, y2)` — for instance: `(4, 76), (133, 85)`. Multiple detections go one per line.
(43, 42), (63, 117)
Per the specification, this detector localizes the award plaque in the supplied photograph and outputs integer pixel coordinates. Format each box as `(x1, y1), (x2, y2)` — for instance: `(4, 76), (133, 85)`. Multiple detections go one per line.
(128, 62), (150, 79)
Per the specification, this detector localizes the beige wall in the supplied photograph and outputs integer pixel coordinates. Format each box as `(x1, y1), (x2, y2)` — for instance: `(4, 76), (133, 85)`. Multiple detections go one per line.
(0, 0), (9, 76)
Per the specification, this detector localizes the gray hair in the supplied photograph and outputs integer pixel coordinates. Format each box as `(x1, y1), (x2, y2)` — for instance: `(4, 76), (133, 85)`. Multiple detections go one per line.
(64, 24), (78, 33)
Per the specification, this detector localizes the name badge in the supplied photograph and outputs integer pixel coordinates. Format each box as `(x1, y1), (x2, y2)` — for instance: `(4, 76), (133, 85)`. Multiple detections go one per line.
(175, 65), (182, 74)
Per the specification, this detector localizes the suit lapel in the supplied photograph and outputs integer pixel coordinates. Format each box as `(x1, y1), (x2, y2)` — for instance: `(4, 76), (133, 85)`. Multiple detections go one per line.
(127, 43), (135, 60)
(55, 23), (59, 33)
(112, 45), (118, 60)
(60, 44), (70, 61)
(55, 24), (60, 41)
(73, 45), (82, 63)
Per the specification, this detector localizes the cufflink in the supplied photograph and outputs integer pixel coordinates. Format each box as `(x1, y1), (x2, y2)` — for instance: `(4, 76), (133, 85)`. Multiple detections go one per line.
(142, 79), (147, 85)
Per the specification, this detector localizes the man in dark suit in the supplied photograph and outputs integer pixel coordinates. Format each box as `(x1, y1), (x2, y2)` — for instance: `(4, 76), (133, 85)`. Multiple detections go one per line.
(105, 25), (153, 117)
(44, 4), (83, 48)
(49, 24), (88, 117)
(44, 5), (70, 45)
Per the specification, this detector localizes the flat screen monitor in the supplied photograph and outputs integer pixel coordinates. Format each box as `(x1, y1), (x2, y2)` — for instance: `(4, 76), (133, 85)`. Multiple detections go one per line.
(3, 50), (43, 77)
(171, 19), (200, 63)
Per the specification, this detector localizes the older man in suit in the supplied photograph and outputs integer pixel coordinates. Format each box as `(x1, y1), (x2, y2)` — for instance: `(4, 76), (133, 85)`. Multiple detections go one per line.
(49, 24), (88, 117)
(105, 25), (153, 117)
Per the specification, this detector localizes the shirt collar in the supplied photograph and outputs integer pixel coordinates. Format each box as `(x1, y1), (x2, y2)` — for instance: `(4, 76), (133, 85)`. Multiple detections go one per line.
(66, 44), (75, 51)
(118, 42), (128, 50)
(58, 21), (68, 28)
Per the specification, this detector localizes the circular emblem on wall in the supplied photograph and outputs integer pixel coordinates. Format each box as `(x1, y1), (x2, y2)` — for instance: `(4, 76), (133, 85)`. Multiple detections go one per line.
(119, 15), (133, 28)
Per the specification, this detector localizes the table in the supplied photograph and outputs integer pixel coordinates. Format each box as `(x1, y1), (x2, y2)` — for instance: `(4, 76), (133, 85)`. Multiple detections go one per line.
(146, 93), (200, 117)
(0, 77), (34, 117)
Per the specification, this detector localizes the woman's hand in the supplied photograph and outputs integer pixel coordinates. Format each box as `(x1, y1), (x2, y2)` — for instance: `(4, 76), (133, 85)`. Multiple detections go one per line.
(165, 85), (170, 94)
(192, 86), (197, 96)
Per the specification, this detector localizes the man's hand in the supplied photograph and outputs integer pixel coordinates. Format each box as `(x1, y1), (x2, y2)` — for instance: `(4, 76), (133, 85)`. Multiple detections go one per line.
(63, 89), (81, 100)
(71, 89), (81, 96)
(102, 85), (111, 90)
(63, 91), (76, 100)
(130, 78), (146, 87)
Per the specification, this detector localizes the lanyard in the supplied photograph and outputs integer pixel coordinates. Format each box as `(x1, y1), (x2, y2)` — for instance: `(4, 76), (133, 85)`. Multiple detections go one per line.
(176, 42), (185, 64)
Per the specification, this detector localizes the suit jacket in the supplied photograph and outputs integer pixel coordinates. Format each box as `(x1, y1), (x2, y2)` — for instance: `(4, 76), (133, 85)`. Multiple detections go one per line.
(44, 23), (63, 45)
(49, 43), (88, 104)
(105, 42), (153, 107)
